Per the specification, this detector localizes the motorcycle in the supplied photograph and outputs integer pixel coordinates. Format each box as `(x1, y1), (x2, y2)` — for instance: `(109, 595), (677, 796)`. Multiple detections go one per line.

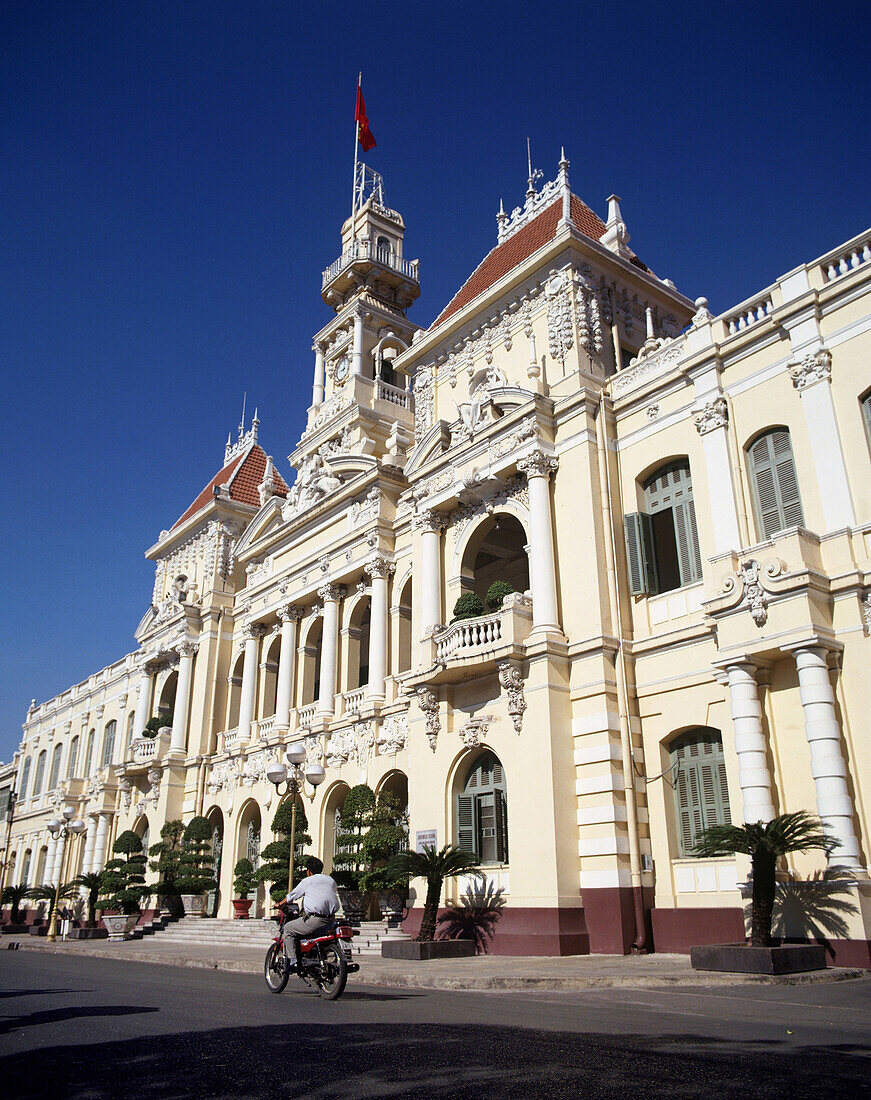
(264, 902), (359, 1001)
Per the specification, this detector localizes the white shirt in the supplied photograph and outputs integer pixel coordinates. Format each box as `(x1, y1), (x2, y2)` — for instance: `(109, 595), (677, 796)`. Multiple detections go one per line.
(287, 873), (340, 918)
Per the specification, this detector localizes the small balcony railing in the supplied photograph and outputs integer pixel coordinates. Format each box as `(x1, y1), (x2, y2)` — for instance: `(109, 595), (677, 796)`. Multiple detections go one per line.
(431, 594), (533, 666)
(375, 380), (411, 408)
(221, 726), (241, 753)
(322, 239), (420, 288)
(132, 737), (157, 763)
(296, 703), (318, 729)
(342, 688), (367, 716)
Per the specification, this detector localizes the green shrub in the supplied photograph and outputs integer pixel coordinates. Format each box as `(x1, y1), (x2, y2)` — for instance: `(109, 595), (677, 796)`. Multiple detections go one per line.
(332, 784), (376, 889)
(256, 799), (312, 902)
(233, 858), (258, 898)
(451, 592), (484, 622)
(485, 580), (515, 610)
(149, 819), (184, 896)
(98, 830), (149, 915)
(144, 715), (172, 739)
(176, 816), (217, 895)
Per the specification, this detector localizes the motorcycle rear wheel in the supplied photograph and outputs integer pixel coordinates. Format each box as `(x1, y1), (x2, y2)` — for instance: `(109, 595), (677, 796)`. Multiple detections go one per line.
(315, 942), (348, 1001)
(264, 942), (289, 993)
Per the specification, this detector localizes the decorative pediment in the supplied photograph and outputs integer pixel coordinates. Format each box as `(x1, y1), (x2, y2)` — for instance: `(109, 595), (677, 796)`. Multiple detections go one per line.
(405, 421), (451, 476)
(231, 497), (285, 560)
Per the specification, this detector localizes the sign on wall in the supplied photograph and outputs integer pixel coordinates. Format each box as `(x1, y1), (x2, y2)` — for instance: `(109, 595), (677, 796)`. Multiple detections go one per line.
(415, 829), (437, 853)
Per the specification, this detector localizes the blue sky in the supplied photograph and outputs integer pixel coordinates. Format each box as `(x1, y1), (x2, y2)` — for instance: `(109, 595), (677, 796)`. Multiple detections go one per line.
(2, 1), (869, 761)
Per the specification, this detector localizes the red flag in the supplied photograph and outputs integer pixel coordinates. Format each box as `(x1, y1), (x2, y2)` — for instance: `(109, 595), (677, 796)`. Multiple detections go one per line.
(355, 84), (376, 152)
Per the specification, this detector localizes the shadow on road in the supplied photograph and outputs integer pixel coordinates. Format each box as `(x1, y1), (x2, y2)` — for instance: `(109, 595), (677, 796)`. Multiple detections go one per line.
(1, 1004), (158, 1036)
(2, 1021), (868, 1098)
(0, 989), (89, 1001)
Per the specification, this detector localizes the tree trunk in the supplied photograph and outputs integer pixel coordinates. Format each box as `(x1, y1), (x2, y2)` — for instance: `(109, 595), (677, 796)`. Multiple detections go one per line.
(750, 847), (776, 947)
(416, 877), (443, 942)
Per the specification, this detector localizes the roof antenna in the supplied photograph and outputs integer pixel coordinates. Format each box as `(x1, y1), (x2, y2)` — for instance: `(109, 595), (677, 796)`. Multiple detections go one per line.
(238, 391), (247, 440)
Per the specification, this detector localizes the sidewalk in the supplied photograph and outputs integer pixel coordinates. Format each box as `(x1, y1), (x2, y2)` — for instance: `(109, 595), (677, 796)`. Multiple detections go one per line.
(11, 935), (867, 991)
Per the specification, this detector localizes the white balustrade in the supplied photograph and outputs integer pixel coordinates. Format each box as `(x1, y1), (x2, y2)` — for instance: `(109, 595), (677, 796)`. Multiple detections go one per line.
(221, 727), (241, 752)
(342, 688), (367, 716)
(820, 236), (871, 282)
(257, 715), (276, 740)
(435, 613), (503, 662)
(376, 380), (411, 408)
(132, 738), (157, 763)
(725, 294), (774, 335)
(297, 703), (318, 728)
(322, 239), (420, 288)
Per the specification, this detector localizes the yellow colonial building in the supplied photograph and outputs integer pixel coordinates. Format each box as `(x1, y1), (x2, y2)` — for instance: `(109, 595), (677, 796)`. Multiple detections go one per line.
(3, 157), (870, 962)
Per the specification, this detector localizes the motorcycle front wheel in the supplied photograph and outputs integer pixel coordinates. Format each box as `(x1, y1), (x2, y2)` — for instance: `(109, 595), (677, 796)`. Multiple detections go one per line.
(264, 942), (290, 993)
(315, 942), (348, 1001)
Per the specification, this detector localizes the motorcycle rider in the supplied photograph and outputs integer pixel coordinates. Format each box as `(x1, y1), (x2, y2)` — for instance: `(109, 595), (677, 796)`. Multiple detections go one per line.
(280, 855), (340, 971)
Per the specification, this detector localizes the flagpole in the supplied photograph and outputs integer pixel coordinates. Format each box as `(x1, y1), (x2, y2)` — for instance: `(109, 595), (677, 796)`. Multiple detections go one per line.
(351, 73), (361, 231)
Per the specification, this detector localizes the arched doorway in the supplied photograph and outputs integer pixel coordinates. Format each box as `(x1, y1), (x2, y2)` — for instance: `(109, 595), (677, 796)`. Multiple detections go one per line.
(205, 806), (224, 917)
(236, 800), (263, 916)
(460, 514), (529, 611)
(455, 750), (508, 864)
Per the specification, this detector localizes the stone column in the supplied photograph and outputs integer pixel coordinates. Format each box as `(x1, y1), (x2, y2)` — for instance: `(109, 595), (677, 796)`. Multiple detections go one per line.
(788, 349), (855, 531)
(693, 397), (741, 553)
(274, 604), (303, 731)
(312, 343), (325, 408)
(169, 641), (198, 757)
(725, 662), (776, 824)
(365, 558), (395, 702)
(318, 584), (346, 718)
(92, 813), (111, 874)
(791, 645), (862, 868)
(238, 623), (266, 742)
(352, 310), (365, 377)
(82, 815), (97, 876)
(415, 510), (446, 636)
(46, 834), (60, 887)
(517, 449), (561, 635)
(132, 664), (152, 740)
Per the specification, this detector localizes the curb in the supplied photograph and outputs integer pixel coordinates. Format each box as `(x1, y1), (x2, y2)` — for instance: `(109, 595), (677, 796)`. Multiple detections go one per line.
(12, 941), (867, 991)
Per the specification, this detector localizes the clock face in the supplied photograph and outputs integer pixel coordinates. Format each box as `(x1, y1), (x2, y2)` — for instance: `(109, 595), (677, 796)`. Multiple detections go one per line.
(334, 355), (350, 383)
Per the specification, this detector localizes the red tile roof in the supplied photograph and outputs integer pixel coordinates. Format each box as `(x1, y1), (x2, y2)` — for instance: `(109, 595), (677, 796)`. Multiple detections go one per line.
(171, 443), (289, 530)
(432, 194), (612, 329)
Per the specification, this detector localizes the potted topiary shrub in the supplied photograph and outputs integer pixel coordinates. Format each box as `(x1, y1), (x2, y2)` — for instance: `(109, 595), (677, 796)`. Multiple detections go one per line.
(176, 816), (217, 916)
(97, 830), (149, 939)
(451, 592), (484, 622)
(256, 799), (312, 904)
(333, 784), (376, 920)
(232, 858), (258, 918)
(360, 789), (409, 921)
(143, 714), (172, 739)
(485, 580), (515, 611)
(149, 819), (185, 917)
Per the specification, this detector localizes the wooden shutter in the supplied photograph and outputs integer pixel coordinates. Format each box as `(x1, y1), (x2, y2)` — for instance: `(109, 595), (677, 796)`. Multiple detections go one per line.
(863, 394), (871, 444)
(673, 500), (703, 585)
(749, 430), (803, 537)
(494, 790), (509, 863)
(625, 512), (659, 595)
(671, 730), (731, 856)
(457, 794), (475, 853)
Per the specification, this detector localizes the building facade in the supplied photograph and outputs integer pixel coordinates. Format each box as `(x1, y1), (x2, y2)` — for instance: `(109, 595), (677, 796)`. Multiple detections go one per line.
(3, 158), (870, 962)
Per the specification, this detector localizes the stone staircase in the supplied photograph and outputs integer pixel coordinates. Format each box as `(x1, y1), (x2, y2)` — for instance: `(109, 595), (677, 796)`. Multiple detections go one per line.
(143, 915), (411, 956)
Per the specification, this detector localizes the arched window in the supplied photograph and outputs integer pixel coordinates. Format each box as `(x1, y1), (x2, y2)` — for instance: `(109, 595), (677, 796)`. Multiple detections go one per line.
(33, 751), (47, 796)
(20, 849), (32, 885)
(19, 757), (31, 800)
(375, 235), (392, 264)
(83, 730), (95, 776)
(457, 751), (508, 864)
(625, 460), (702, 595)
(102, 721), (117, 768)
(67, 736), (79, 778)
(861, 391), (871, 450)
(670, 728), (731, 857)
(126, 713), (135, 750)
(48, 744), (63, 790)
(747, 428), (803, 538)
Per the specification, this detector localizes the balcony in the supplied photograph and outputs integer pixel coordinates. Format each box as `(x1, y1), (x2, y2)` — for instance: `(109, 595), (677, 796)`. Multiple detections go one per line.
(420, 594), (534, 684)
(322, 239), (420, 292)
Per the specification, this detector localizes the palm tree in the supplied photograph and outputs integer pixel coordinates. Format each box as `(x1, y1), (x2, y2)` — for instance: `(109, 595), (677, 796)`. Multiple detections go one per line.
(69, 872), (103, 925)
(2, 883), (31, 925)
(386, 844), (480, 942)
(693, 811), (836, 947)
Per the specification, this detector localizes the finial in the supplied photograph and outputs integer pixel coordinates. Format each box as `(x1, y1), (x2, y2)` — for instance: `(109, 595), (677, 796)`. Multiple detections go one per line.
(238, 391), (247, 439)
(559, 146), (569, 170)
(496, 198), (508, 241)
(526, 138), (542, 200)
(601, 195), (631, 256)
(559, 148), (572, 228)
(252, 407), (259, 441)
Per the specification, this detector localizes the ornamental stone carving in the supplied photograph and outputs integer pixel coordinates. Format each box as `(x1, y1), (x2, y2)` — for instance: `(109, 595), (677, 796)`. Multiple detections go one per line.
(119, 777), (133, 812)
(497, 660), (527, 733)
(693, 397), (729, 435)
(318, 583), (347, 604)
(277, 603), (303, 624)
(241, 748), (279, 787)
(416, 686), (440, 751)
(610, 336), (685, 397)
(178, 639), (199, 659)
(377, 712), (408, 756)
(787, 347), (832, 390)
(545, 274), (574, 361)
(208, 759), (240, 794)
(517, 449), (558, 479)
(459, 715), (491, 748)
(413, 509), (448, 534)
(862, 593), (871, 637)
(305, 735), (324, 766)
(718, 558), (785, 627)
(283, 453), (345, 518)
(413, 365), (435, 443)
(244, 622), (267, 641)
(147, 767), (162, 807)
(325, 727), (352, 768)
(364, 557), (396, 581)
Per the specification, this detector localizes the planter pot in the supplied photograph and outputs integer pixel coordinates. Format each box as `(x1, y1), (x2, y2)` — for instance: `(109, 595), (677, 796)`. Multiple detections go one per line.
(337, 888), (368, 922)
(102, 914), (138, 942)
(180, 894), (208, 918)
(690, 942), (828, 975)
(377, 890), (407, 920)
(28, 924), (48, 936)
(381, 939), (476, 960)
(232, 899), (253, 919)
(68, 926), (108, 940)
(1, 924), (29, 935)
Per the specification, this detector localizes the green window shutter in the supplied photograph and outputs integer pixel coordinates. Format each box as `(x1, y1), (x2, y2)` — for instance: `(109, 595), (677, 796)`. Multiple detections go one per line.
(862, 394), (871, 444)
(749, 430), (803, 537)
(671, 729), (731, 856)
(457, 794), (475, 853)
(494, 789), (509, 863)
(673, 499), (703, 585)
(624, 512), (658, 595)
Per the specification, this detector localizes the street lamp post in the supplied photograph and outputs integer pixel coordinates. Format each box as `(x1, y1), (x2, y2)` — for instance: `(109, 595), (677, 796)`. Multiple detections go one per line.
(46, 807), (87, 942)
(266, 741), (325, 896)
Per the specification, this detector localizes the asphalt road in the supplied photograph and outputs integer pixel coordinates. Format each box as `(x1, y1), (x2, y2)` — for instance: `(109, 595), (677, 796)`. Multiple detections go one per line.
(1, 952), (869, 1098)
